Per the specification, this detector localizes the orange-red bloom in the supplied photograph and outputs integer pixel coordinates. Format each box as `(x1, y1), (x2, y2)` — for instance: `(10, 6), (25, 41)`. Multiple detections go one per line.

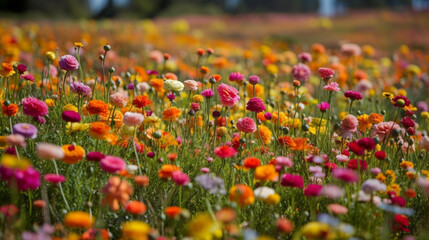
(87, 100), (108, 115)
(162, 107), (181, 122)
(132, 95), (152, 108)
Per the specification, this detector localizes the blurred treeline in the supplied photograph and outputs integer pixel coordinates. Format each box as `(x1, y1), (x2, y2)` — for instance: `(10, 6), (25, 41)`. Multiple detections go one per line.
(0, 0), (425, 19)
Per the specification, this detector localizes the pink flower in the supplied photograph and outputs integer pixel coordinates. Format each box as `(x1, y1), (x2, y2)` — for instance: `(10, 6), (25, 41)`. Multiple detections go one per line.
(0, 205), (19, 218)
(320, 184), (345, 199)
(123, 112), (144, 127)
(44, 174), (66, 184)
(344, 90), (363, 101)
(371, 121), (401, 141)
(291, 63), (311, 83)
(281, 174), (304, 188)
(214, 145), (237, 159)
(87, 152), (105, 162)
(37, 143), (65, 160)
(172, 171), (190, 186)
(400, 116), (415, 128)
(323, 82), (340, 92)
(217, 83), (240, 107)
(109, 92), (128, 108)
(328, 204), (348, 214)
(191, 103), (200, 111)
(236, 117), (257, 133)
(419, 136), (429, 151)
(100, 156), (126, 173)
(264, 112), (272, 120)
(338, 114), (358, 138)
(6, 134), (26, 147)
(20, 74), (35, 82)
(332, 168), (359, 183)
(336, 154), (349, 163)
(59, 55), (79, 71)
(246, 97), (266, 113)
(183, 80), (198, 91)
(275, 156), (293, 167)
(317, 102), (330, 112)
(298, 52), (312, 63)
(201, 167), (210, 173)
(318, 67), (334, 79)
(22, 97), (48, 119)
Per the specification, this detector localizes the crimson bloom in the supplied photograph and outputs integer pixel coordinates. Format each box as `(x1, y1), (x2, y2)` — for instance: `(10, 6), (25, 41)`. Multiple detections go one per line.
(214, 145), (237, 159)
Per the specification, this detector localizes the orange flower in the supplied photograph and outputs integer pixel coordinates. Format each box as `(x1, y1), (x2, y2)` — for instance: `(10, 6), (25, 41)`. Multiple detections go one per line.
(61, 144), (85, 164)
(200, 66), (209, 75)
(254, 164), (278, 181)
(2, 103), (19, 116)
(87, 100), (108, 115)
(158, 164), (180, 179)
(134, 175), (149, 186)
(150, 79), (164, 93)
(281, 137), (312, 151)
(126, 201), (147, 215)
(229, 184), (254, 207)
(254, 125), (272, 144)
(357, 114), (372, 131)
(81, 229), (109, 240)
(0, 63), (15, 77)
(162, 107), (181, 122)
(165, 206), (182, 218)
(89, 122), (111, 140)
(368, 113), (383, 124)
(99, 110), (123, 127)
(132, 95), (152, 108)
(243, 157), (260, 169)
(64, 211), (94, 228)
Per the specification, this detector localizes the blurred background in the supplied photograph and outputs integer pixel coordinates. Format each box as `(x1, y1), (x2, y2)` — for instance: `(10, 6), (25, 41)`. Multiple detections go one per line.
(1, 0), (429, 18)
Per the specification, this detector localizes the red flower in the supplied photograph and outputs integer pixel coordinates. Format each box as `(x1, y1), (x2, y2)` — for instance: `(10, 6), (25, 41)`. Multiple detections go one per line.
(374, 151), (386, 160)
(392, 96), (410, 107)
(357, 137), (376, 151)
(348, 141), (365, 156)
(347, 159), (368, 171)
(400, 116), (415, 128)
(214, 145), (237, 159)
(391, 196), (406, 207)
(392, 215), (410, 232)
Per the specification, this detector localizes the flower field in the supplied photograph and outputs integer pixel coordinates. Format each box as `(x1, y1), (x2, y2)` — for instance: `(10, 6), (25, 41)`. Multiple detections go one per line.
(1, 15), (429, 240)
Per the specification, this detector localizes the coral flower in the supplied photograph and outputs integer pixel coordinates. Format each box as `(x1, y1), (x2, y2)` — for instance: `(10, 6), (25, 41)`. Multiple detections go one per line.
(318, 67), (335, 79)
(2, 103), (19, 117)
(229, 184), (254, 207)
(162, 107), (181, 122)
(246, 97), (266, 113)
(371, 121), (401, 141)
(81, 229), (109, 240)
(214, 145), (237, 159)
(184, 80), (198, 91)
(243, 157), (261, 169)
(44, 173), (66, 184)
(281, 136), (312, 151)
(101, 176), (133, 211)
(217, 83), (240, 107)
(110, 92), (128, 108)
(89, 122), (111, 140)
(100, 155), (126, 173)
(165, 206), (182, 218)
(125, 201), (147, 215)
(323, 82), (340, 92)
(236, 117), (257, 133)
(61, 144), (85, 164)
(86, 100), (108, 115)
(132, 95), (152, 108)
(64, 211), (94, 228)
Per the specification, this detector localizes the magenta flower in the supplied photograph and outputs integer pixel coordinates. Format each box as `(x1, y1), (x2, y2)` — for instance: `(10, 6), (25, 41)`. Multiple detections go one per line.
(304, 184), (323, 197)
(44, 174), (66, 184)
(228, 72), (245, 83)
(248, 75), (260, 85)
(246, 97), (266, 113)
(317, 102), (330, 112)
(281, 174), (304, 188)
(172, 171), (190, 186)
(22, 97), (48, 119)
(291, 63), (311, 83)
(20, 74), (35, 82)
(61, 111), (81, 123)
(344, 90), (363, 101)
(298, 52), (312, 63)
(264, 112), (272, 120)
(0, 166), (40, 191)
(17, 64), (27, 74)
(318, 67), (335, 79)
(236, 117), (257, 133)
(70, 82), (92, 98)
(87, 152), (105, 162)
(100, 156), (126, 173)
(201, 89), (214, 98)
(217, 83), (240, 108)
(59, 55), (79, 71)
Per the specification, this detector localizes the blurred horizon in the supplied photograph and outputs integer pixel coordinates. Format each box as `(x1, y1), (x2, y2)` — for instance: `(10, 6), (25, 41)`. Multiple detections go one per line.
(1, 0), (429, 19)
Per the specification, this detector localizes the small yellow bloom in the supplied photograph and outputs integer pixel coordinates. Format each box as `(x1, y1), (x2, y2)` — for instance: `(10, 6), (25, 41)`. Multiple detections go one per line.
(74, 42), (84, 48)
(45, 99), (55, 107)
(266, 193), (281, 205)
(45, 51), (56, 61)
(122, 221), (150, 240)
(63, 104), (78, 112)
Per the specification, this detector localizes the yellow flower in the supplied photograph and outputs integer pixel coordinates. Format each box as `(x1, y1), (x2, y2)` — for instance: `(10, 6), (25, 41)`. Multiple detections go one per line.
(74, 42), (84, 48)
(122, 221), (150, 240)
(386, 183), (401, 195)
(63, 104), (78, 112)
(66, 122), (90, 134)
(301, 222), (331, 239)
(187, 213), (221, 240)
(397, 89), (407, 97)
(45, 51), (56, 61)
(192, 94), (203, 103)
(45, 99), (55, 107)
(403, 104), (417, 112)
(382, 92), (394, 99)
(246, 83), (265, 99)
(1, 154), (31, 170)
(266, 194), (281, 205)
(357, 114), (372, 132)
(254, 125), (272, 144)
(144, 115), (161, 125)
(309, 118), (326, 134)
(421, 112), (429, 119)
(266, 64), (278, 75)
(64, 211), (94, 228)
(400, 161), (414, 169)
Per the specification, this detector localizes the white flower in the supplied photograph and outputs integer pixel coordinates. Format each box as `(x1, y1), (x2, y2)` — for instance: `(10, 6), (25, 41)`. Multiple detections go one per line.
(164, 79), (184, 92)
(253, 187), (275, 201)
(126, 165), (138, 174)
